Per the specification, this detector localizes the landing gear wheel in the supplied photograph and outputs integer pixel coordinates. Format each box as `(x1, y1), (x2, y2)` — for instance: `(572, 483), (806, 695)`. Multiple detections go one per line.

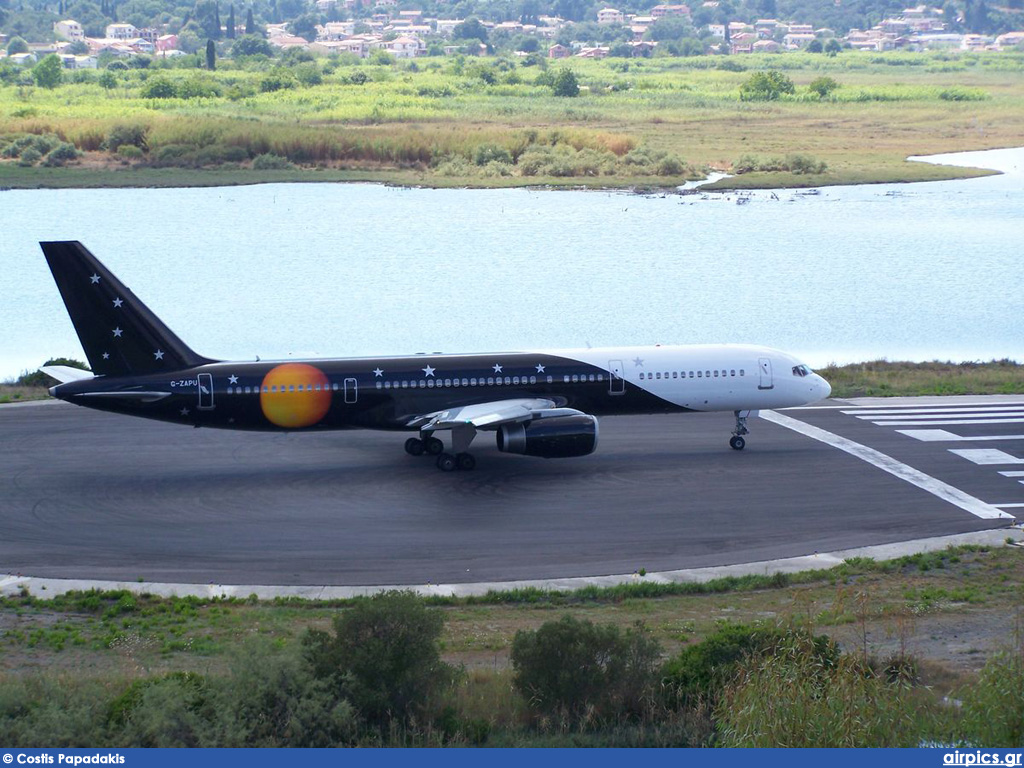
(729, 435), (746, 451)
(405, 437), (425, 456)
(456, 452), (476, 471)
(424, 436), (444, 455)
(436, 453), (457, 472)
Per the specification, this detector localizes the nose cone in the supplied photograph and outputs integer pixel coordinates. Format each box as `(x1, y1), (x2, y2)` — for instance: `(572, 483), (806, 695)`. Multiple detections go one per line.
(816, 374), (832, 400)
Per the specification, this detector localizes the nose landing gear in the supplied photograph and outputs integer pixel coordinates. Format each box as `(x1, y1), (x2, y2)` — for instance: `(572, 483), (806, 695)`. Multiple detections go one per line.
(730, 410), (757, 450)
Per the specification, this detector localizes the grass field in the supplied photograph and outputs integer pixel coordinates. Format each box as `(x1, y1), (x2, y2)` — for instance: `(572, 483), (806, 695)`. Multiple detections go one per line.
(2, 50), (1023, 189)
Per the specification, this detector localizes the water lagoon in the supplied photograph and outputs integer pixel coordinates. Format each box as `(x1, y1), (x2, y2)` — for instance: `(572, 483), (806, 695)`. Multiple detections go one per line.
(2, 147), (1021, 379)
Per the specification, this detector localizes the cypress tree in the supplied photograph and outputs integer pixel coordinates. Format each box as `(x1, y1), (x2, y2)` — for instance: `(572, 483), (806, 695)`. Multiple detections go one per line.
(206, 38), (216, 68)
(214, 4), (221, 38)
(245, 6), (255, 34)
(227, 4), (235, 38)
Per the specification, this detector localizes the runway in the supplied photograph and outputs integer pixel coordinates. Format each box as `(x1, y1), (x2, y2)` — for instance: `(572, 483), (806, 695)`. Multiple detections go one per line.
(0, 398), (1019, 587)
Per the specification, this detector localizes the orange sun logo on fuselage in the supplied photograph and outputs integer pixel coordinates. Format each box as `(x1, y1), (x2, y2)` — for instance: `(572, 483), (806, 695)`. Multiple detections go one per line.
(260, 363), (332, 428)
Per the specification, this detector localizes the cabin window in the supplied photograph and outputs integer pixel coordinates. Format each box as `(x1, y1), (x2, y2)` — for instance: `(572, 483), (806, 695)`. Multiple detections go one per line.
(714, 370), (718, 378)
(672, 372), (677, 379)
(263, 386), (269, 393)
(640, 373), (645, 380)
(740, 369), (745, 376)
(513, 376), (520, 385)
(546, 376), (553, 384)
(588, 374), (595, 382)
(656, 372), (661, 380)
(383, 382), (390, 389)
(597, 374), (604, 381)
(697, 371), (702, 378)
(376, 382), (382, 390)
(730, 370), (735, 377)
(572, 375), (579, 383)
(470, 378), (477, 386)
(427, 379), (434, 388)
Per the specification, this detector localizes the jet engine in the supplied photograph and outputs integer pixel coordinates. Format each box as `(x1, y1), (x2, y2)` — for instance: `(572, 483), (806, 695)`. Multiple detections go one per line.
(496, 414), (598, 458)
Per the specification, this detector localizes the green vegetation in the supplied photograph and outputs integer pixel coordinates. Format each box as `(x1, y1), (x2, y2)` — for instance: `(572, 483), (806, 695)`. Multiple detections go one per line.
(822, 359), (1024, 398)
(2, 51), (1023, 189)
(1, 543), (1022, 745)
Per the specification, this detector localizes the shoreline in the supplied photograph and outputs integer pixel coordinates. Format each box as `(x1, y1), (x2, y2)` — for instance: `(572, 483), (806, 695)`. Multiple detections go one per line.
(0, 144), (1013, 194)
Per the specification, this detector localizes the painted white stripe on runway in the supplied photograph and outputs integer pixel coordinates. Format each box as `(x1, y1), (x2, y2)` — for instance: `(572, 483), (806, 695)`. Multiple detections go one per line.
(845, 406), (1024, 416)
(873, 418), (1024, 426)
(1000, 471), (1024, 477)
(858, 411), (1024, 421)
(760, 411), (1011, 520)
(898, 430), (1024, 443)
(948, 449), (1024, 466)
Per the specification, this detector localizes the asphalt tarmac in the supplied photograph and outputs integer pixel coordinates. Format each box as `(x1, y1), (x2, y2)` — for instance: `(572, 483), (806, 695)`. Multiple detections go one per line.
(0, 398), (1017, 586)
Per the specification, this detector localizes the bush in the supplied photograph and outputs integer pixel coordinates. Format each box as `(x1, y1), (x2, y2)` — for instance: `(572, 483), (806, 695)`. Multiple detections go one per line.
(808, 76), (839, 98)
(715, 639), (939, 747)
(17, 147), (42, 166)
(294, 63), (322, 86)
(104, 124), (148, 152)
(661, 622), (838, 708)
(43, 142), (81, 167)
(739, 70), (795, 101)
(957, 647), (1024, 746)
(259, 70), (297, 92)
(473, 143), (512, 166)
(511, 615), (662, 723)
(98, 71), (118, 89)
(140, 78), (177, 98)
(116, 144), (144, 159)
(251, 153), (293, 170)
(302, 590), (456, 729)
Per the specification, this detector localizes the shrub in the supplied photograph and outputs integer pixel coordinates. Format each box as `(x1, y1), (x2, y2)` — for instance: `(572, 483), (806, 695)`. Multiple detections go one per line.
(739, 70), (795, 101)
(116, 144), (144, 159)
(259, 70), (297, 92)
(98, 71), (118, 89)
(511, 615), (662, 723)
(141, 78), (177, 98)
(661, 622), (838, 708)
(808, 76), (839, 98)
(17, 147), (42, 166)
(473, 143), (512, 166)
(294, 63), (322, 86)
(177, 78), (221, 99)
(715, 639), (939, 747)
(251, 153), (293, 170)
(302, 590), (456, 729)
(43, 142), (81, 167)
(104, 124), (148, 152)
(957, 647), (1024, 746)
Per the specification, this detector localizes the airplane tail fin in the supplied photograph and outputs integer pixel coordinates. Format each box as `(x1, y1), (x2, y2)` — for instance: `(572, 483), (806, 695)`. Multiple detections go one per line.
(40, 241), (215, 378)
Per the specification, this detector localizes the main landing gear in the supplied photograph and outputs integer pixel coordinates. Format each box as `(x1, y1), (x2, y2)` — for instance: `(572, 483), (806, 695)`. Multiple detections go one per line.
(405, 429), (477, 471)
(730, 410), (756, 451)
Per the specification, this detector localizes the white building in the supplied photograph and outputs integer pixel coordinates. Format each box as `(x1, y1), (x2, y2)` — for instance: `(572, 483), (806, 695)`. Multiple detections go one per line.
(54, 19), (85, 41)
(105, 23), (139, 39)
(597, 7), (625, 24)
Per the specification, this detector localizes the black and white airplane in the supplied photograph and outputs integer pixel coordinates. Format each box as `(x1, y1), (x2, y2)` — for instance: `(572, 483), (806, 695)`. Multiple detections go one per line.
(39, 241), (831, 471)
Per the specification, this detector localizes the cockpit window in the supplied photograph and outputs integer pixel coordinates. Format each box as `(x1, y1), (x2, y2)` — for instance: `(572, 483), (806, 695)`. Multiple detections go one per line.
(792, 365), (812, 377)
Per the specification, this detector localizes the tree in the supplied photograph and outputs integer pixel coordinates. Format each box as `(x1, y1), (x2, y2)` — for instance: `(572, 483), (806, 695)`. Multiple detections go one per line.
(806, 38), (823, 52)
(824, 38), (842, 56)
(453, 16), (488, 41)
(7, 36), (29, 54)
(32, 55), (64, 89)
(551, 67), (579, 97)
(808, 75), (839, 97)
(205, 38), (216, 69)
(302, 591), (455, 729)
(231, 33), (272, 57)
(245, 6), (255, 34)
(226, 4), (235, 38)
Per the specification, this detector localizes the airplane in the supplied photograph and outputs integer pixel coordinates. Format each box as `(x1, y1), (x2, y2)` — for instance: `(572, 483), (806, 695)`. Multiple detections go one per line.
(38, 241), (832, 471)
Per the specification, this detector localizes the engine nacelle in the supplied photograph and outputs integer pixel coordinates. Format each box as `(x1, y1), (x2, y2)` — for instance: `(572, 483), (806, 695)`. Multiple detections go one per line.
(496, 414), (599, 458)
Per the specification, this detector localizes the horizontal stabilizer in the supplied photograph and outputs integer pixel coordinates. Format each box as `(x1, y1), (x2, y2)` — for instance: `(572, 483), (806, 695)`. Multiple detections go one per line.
(39, 365), (94, 384)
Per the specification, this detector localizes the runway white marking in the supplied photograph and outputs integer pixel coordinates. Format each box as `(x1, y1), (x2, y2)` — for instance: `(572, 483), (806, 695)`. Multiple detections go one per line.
(873, 418), (1024, 426)
(760, 411), (1012, 520)
(1000, 471), (1024, 477)
(948, 449), (1024, 466)
(861, 412), (1024, 422)
(845, 406), (1024, 416)
(899, 430), (1024, 442)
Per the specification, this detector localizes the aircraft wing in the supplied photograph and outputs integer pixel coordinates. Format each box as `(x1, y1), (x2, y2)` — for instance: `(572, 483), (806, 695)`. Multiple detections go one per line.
(407, 398), (587, 431)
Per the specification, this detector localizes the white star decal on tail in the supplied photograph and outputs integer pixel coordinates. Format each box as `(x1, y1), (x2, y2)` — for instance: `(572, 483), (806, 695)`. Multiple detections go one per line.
(112, 327), (123, 337)
(102, 352), (110, 360)
(112, 298), (123, 308)
(493, 364), (503, 373)
(535, 364), (546, 373)
(422, 365), (436, 377)
(228, 375), (238, 384)
(90, 274), (100, 284)
(373, 368), (384, 377)
(154, 350), (164, 360)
